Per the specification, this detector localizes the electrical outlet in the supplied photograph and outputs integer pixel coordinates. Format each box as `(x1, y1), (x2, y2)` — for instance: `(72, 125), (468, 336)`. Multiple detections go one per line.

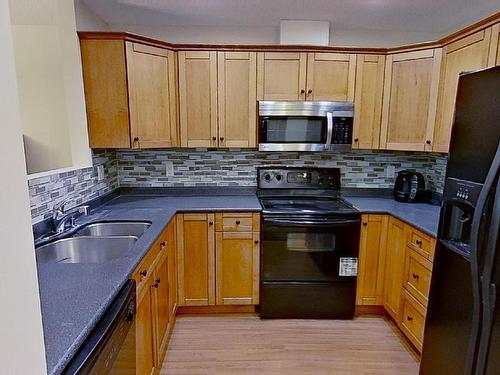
(386, 165), (396, 178)
(97, 165), (105, 181)
(165, 161), (174, 176)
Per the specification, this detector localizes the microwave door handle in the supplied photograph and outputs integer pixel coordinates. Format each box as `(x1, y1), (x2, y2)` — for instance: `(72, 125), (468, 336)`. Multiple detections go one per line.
(325, 112), (333, 150)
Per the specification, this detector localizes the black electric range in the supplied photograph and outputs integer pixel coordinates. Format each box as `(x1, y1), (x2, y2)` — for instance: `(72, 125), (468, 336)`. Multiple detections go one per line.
(257, 167), (361, 319)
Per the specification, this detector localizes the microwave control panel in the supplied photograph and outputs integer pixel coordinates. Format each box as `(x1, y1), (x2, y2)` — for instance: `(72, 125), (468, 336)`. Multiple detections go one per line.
(332, 117), (353, 144)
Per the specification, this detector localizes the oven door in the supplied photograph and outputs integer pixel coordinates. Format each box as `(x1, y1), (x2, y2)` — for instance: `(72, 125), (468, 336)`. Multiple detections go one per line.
(261, 216), (361, 282)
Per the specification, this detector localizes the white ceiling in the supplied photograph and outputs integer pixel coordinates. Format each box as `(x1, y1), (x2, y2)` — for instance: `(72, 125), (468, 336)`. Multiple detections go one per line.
(82, 0), (500, 45)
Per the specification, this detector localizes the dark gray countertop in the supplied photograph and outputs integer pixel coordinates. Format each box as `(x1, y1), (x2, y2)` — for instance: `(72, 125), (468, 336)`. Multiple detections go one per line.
(38, 189), (440, 374)
(37, 191), (261, 375)
(343, 197), (441, 237)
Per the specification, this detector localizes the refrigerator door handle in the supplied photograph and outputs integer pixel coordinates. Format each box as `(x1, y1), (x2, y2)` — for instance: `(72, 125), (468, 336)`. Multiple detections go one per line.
(466, 143), (500, 375)
(475, 170), (500, 375)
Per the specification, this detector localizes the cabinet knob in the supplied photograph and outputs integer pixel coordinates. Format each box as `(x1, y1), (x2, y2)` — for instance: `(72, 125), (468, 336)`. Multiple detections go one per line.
(209, 221), (214, 226)
(153, 278), (160, 288)
(254, 240), (259, 244)
(416, 239), (422, 247)
(160, 241), (166, 250)
(300, 89), (305, 94)
(407, 315), (414, 322)
(140, 270), (147, 278)
(235, 220), (241, 225)
(362, 222), (367, 226)
(426, 140), (431, 145)
(307, 89), (313, 94)
(354, 138), (359, 143)
(412, 273), (420, 279)
(212, 136), (217, 141)
(220, 137), (224, 142)
(133, 137), (139, 142)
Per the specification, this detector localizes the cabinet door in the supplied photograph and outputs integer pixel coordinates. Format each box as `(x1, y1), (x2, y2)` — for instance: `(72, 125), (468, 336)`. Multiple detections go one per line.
(166, 220), (177, 320)
(305, 53), (356, 101)
(353, 55), (385, 149)
(380, 49), (442, 151)
(176, 213), (215, 306)
(257, 52), (307, 100)
(217, 52), (257, 147)
(126, 42), (178, 148)
(383, 217), (407, 320)
(215, 232), (260, 305)
(136, 277), (156, 375)
(494, 23), (500, 65)
(178, 51), (218, 147)
(80, 39), (131, 148)
(356, 215), (388, 306)
(433, 29), (493, 152)
(153, 251), (169, 364)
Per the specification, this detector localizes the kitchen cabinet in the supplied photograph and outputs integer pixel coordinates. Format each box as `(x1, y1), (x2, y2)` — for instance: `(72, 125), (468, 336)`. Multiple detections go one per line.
(383, 217), (407, 320)
(353, 55), (386, 149)
(494, 23), (500, 65)
(176, 213), (216, 306)
(178, 51), (218, 147)
(135, 271), (156, 375)
(166, 219), (178, 321)
(257, 52), (356, 101)
(177, 212), (260, 307)
(399, 289), (427, 352)
(217, 52), (257, 147)
(178, 51), (257, 148)
(80, 39), (178, 148)
(433, 28), (494, 152)
(380, 49), (442, 151)
(153, 244), (170, 365)
(402, 248), (433, 307)
(356, 214), (388, 306)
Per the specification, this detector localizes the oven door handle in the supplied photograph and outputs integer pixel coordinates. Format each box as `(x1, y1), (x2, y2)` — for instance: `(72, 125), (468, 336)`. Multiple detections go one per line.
(263, 218), (360, 226)
(325, 112), (333, 150)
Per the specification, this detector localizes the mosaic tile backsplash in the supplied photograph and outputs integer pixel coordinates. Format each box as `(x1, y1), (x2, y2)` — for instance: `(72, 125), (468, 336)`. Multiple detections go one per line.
(117, 149), (447, 192)
(28, 148), (447, 223)
(28, 149), (118, 223)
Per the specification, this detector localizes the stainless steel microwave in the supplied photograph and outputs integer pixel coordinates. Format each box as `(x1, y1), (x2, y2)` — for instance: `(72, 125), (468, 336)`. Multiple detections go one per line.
(258, 101), (354, 152)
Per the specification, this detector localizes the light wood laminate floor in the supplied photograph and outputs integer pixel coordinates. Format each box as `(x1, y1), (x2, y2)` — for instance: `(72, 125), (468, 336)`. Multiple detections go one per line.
(160, 315), (419, 375)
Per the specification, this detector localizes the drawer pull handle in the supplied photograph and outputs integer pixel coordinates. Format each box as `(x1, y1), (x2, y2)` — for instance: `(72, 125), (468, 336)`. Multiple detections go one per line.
(412, 273), (419, 279)
(153, 278), (160, 288)
(160, 241), (166, 250)
(235, 220), (241, 225)
(416, 239), (423, 247)
(407, 315), (413, 322)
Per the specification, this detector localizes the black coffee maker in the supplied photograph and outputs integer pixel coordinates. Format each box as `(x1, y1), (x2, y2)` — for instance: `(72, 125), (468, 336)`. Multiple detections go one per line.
(393, 170), (425, 203)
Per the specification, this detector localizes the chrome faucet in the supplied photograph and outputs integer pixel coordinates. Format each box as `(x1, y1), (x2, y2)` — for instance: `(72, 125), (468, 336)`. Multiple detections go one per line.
(52, 197), (91, 234)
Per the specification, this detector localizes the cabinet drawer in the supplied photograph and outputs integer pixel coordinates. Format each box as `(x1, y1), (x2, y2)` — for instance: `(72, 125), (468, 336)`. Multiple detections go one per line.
(132, 234), (165, 295)
(399, 289), (427, 352)
(403, 247), (433, 307)
(407, 227), (435, 261)
(216, 212), (260, 232)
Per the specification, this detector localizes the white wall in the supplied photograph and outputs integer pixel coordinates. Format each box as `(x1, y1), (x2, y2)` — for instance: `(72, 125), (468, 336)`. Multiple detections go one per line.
(0, 0), (47, 373)
(10, 0), (92, 175)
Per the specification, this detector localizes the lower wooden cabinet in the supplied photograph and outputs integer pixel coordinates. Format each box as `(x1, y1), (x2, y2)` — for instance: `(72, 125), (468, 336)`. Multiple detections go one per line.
(356, 214), (388, 305)
(399, 289), (427, 351)
(177, 212), (260, 307)
(383, 217), (407, 320)
(132, 219), (177, 375)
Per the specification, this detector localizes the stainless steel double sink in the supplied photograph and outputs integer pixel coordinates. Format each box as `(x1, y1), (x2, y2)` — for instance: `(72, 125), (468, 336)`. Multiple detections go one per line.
(36, 221), (151, 264)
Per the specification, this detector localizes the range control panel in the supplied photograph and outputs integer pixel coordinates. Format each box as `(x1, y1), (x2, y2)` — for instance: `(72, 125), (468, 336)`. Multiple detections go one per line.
(258, 167), (341, 190)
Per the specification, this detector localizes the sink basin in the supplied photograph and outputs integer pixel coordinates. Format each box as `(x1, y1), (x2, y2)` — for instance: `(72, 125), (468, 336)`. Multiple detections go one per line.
(74, 221), (151, 238)
(36, 236), (138, 264)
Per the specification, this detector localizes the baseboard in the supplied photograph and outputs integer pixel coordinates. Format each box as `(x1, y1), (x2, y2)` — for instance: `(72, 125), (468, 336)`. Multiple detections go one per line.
(176, 305), (257, 315)
(355, 305), (386, 316)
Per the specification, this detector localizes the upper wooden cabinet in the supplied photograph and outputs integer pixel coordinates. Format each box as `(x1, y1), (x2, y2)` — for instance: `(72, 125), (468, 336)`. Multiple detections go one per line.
(433, 28), (494, 153)
(494, 23), (500, 65)
(217, 52), (257, 147)
(353, 55), (385, 149)
(380, 49), (442, 151)
(257, 52), (356, 101)
(178, 51), (257, 148)
(80, 39), (178, 148)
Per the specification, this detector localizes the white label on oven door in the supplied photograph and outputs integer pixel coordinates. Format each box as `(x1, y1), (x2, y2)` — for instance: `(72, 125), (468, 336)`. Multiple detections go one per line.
(339, 257), (358, 277)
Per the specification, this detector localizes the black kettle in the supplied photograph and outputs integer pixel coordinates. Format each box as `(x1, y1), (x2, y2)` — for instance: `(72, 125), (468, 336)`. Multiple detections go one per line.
(393, 170), (425, 203)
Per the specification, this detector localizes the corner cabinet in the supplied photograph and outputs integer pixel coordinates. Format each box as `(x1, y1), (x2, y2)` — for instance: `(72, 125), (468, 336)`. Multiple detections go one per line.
(432, 28), (495, 153)
(380, 49), (442, 151)
(177, 212), (260, 307)
(178, 51), (257, 148)
(80, 38), (178, 148)
(257, 52), (356, 101)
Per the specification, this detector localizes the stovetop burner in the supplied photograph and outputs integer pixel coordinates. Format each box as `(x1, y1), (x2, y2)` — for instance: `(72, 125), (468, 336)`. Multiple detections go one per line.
(260, 197), (358, 216)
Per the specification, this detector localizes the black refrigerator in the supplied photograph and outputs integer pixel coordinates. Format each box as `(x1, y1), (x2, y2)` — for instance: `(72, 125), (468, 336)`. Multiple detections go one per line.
(420, 65), (500, 375)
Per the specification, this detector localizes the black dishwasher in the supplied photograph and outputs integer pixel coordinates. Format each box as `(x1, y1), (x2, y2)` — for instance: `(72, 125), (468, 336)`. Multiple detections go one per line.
(63, 280), (136, 375)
